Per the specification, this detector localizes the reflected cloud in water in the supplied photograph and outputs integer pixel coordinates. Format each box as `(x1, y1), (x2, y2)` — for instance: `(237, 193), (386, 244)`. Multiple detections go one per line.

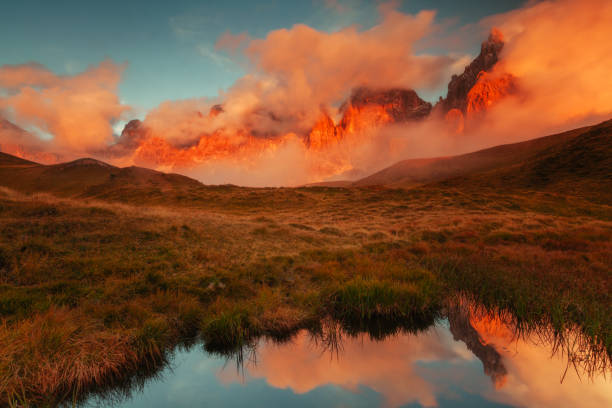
(83, 303), (611, 408)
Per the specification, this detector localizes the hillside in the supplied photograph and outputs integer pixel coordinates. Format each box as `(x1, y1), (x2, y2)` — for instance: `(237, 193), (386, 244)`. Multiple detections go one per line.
(0, 151), (38, 167)
(0, 154), (203, 200)
(352, 120), (609, 189)
(443, 119), (612, 200)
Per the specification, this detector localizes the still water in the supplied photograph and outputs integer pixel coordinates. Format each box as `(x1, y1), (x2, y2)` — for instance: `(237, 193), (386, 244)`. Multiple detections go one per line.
(83, 306), (611, 408)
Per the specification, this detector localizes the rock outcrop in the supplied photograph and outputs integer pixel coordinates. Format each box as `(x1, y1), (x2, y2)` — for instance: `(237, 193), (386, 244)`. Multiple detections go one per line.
(341, 87), (432, 124)
(466, 71), (516, 115)
(306, 112), (341, 150)
(438, 29), (505, 114)
(116, 119), (149, 150)
(306, 87), (432, 149)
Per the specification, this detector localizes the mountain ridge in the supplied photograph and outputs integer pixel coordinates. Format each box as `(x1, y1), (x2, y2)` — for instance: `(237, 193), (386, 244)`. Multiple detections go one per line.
(0, 151), (203, 200)
(2, 119), (609, 202)
(311, 119), (612, 196)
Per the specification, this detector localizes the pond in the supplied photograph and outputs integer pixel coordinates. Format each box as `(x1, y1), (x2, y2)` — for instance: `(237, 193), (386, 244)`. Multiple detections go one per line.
(82, 302), (611, 408)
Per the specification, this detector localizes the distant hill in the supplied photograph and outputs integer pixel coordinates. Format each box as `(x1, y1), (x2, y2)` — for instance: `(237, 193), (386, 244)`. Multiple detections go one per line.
(304, 180), (353, 188)
(0, 151), (38, 167)
(352, 120), (611, 190)
(443, 119), (612, 200)
(0, 154), (203, 201)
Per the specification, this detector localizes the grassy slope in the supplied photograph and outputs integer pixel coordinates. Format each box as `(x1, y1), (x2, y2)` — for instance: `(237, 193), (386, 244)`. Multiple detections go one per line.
(0, 121), (610, 405)
(448, 119), (612, 202)
(352, 121), (603, 188)
(0, 156), (202, 199)
(0, 152), (38, 167)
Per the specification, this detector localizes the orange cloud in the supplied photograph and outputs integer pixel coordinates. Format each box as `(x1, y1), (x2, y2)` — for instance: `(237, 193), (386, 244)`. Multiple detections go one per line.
(0, 60), (129, 153)
(468, 0), (612, 141)
(244, 8), (449, 108)
(0, 63), (58, 89)
(215, 31), (251, 53)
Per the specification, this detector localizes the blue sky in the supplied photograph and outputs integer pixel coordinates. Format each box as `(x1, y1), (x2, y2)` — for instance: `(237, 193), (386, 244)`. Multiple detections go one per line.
(0, 0), (524, 113)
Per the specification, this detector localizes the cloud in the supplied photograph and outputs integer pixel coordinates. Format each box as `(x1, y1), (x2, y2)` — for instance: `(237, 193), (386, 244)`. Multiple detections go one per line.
(243, 6), (451, 107)
(216, 314), (612, 408)
(322, 0), (349, 13)
(197, 45), (234, 67)
(169, 14), (212, 40)
(0, 63), (58, 90)
(468, 314), (612, 408)
(215, 31), (251, 53)
(469, 0), (612, 140)
(376, 0), (612, 162)
(0, 60), (130, 153)
(128, 4), (462, 185)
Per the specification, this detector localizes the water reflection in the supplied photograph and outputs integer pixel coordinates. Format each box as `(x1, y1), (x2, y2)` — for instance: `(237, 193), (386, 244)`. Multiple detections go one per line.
(82, 302), (611, 408)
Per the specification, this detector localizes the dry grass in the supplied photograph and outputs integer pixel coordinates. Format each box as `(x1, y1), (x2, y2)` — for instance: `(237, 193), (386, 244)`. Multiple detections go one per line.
(0, 183), (610, 405)
(0, 308), (138, 405)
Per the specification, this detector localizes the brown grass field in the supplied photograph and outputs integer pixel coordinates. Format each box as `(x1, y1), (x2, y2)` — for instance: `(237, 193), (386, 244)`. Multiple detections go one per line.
(0, 120), (610, 405)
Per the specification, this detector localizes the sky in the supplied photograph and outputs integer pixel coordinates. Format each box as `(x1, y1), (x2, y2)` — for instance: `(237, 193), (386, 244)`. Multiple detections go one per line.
(0, 0), (524, 114)
(2, 0), (610, 187)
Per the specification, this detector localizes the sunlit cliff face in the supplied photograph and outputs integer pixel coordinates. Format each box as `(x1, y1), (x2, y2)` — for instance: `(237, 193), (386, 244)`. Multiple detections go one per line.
(1, 0), (611, 186)
(306, 88), (432, 151)
(466, 72), (516, 116)
(442, 71), (517, 132)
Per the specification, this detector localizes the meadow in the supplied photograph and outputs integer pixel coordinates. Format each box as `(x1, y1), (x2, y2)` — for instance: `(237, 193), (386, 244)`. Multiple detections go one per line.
(0, 182), (610, 406)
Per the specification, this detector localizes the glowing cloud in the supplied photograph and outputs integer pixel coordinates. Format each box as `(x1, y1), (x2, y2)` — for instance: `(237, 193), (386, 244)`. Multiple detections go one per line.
(0, 60), (129, 153)
(471, 0), (612, 139)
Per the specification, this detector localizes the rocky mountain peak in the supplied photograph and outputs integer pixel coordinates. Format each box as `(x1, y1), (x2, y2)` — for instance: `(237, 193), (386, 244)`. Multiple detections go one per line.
(438, 29), (505, 114)
(341, 87), (432, 122)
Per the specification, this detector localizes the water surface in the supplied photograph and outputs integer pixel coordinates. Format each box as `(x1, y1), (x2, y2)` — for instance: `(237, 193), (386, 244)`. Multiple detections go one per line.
(83, 306), (611, 408)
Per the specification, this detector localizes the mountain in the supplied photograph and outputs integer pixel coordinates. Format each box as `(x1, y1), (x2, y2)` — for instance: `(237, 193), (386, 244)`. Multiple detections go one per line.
(111, 31), (508, 160)
(340, 87), (432, 125)
(0, 118), (26, 136)
(447, 304), (507, 388)
(306, 87), (431, 149)
(351, 119), (612, 197)
(0, 153), (203, 200)
(305, 30), (509, 150)
(352, 125), (589, 188)
(437, 29), (505, 114)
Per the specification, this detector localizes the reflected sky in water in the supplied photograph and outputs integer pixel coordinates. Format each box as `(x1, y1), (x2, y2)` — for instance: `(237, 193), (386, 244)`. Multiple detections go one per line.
(84, 312), (611, 408)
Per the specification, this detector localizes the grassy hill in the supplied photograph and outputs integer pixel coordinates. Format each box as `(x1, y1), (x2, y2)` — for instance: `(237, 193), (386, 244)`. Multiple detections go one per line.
(0, 152), (39, 167)
(432, 119), (612, 202)
(0, 155), (203, 200)
(352, 120), (610, 190)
